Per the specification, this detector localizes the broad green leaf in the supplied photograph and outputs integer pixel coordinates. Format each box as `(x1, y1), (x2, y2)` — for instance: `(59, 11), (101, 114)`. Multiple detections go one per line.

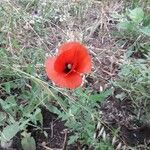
(89, 89), (112, 102)
(1, 122), (20, 142)
(0, 96), (17, 117)
(111, 13), (123, 19)
(143, 14), (150, 26)
(68, 134), (78, 145)
(45, 103), (62, 115)
(140, 27), (150, 37)
(128, 7), (144, 23)
(34, 108), (43, 125)
(21, 136), (36, 150)
(117, 21), (134, 31)
(25, 108), (43, 125)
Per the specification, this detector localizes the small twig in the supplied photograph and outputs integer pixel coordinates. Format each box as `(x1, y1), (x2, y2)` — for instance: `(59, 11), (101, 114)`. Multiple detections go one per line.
(43, 146), (62, 150)
(7, 32), (13, 54)
(101, 68), (115, 76)
(62, 129), (68, 150)
(41, 142), (63, 150)
(50, 120), (54, 138)
(85, 19), (102, 42)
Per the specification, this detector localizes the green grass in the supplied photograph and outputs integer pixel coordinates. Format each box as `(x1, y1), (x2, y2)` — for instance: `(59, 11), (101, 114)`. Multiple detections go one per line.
(0, 0), (150, 149)
(0, 0), (112, 149)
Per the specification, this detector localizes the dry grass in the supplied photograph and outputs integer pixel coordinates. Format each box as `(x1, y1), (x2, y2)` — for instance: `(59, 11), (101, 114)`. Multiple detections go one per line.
(1, 0), (126, 90)
(1, 0), (149, 149)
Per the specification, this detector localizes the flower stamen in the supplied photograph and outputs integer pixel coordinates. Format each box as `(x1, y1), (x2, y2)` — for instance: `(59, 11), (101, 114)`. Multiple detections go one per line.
(64, 63), (72, 73)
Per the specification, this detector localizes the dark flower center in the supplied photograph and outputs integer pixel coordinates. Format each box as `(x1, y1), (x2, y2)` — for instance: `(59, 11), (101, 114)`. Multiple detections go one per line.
(64, 63), (72, 73)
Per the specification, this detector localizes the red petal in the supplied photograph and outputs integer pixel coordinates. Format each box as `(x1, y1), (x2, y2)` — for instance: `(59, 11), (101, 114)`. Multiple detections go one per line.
(58, 42), (92, 73)
(45, 57), (82, 89)
(62, 72), (82, 89)
(54, 49), (77, 73)
(45, 57), (63, 81)
(58, 42), (79, 54)
(75, 49), (92, 73)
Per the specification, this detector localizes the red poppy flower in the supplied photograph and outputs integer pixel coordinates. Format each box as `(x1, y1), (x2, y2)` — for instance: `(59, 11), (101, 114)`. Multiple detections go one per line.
(45, 42), (92, 89)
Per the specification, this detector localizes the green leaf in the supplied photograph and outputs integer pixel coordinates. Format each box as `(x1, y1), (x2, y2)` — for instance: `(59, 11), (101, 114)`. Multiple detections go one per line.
(128, 7), (144, 23)
(68, 134), (79, 145)
(115, 92), (126, 100)
(0, 112), (7, 126)
(21, 136), (36, 150)
(89, 89), (112, 102)
(143, 14), (150, 26)
(117, 21), (134, 31)
(34, 109), (43, 125)
(45, 104), (62, 116)
(139, 43), (150, 53)
(140, 27), (150, 36)
(0, 96), (17, 116)
(4, 82), (11, 93)
(111, 13), (123, 19)
(1, 122), (20, 142)
(27, 108), (43, 125)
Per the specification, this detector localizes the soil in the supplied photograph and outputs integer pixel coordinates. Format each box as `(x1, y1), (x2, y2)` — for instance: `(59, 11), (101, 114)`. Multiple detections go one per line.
(100, 95), (150, 148)
(6, 108), (78, 150)
(3, 96), (150, 150)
